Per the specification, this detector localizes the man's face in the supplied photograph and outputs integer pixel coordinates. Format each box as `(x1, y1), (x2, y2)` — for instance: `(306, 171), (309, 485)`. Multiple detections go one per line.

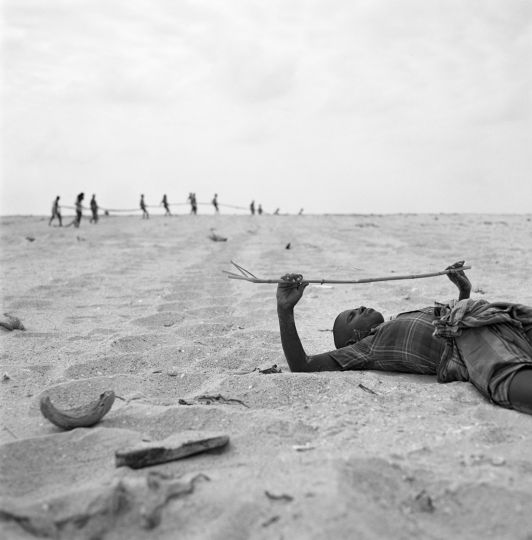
(333, 306), (384, 348)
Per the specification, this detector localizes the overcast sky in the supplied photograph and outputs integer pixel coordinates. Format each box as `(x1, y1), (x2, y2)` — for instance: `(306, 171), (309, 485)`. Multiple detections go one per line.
(2, 0), (531, 215)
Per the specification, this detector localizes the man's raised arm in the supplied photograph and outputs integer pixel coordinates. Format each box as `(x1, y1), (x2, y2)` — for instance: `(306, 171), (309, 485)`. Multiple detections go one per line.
(446, 261), (471, 300)
(276, 274), (312, 372)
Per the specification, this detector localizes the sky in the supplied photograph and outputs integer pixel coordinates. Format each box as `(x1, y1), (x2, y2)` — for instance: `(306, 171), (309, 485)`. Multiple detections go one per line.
(1, 0), (531, 215)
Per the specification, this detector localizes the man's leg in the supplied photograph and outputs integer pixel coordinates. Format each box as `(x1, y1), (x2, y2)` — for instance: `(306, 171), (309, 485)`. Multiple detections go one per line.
(508, 368), (532, 414)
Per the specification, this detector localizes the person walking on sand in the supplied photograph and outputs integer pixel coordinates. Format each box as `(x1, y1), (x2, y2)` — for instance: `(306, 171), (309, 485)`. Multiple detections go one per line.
(161, 194), (171, 216)
(258, 204), (263, 215)
(89, 194), (99, 224)
(74, 192), (84, 227)
(275, 262), (532, 415)
(250, 200), (255, 215)
(212, 193), (219, 213)
(188, 192), (197, 215)
(49, 196), (62, 226)
(65, 192), (84, 228)
(140, 194), (149, 219)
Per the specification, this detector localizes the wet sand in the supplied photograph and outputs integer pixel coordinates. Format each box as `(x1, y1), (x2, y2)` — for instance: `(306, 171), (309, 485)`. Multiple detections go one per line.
(1, 213), (532, 539)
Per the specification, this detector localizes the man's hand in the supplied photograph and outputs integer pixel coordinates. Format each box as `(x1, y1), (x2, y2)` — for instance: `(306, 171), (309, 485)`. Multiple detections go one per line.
(446, 261), (471, 300)
(276, 273), (309, 311)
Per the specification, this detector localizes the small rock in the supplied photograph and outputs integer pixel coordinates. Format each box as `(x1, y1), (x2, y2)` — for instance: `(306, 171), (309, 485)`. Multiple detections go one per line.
(413, 490), (435, 513)
(292, 443), (315, 452)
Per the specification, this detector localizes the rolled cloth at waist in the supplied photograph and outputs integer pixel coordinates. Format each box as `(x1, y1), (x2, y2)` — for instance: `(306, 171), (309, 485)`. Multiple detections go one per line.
(434, 299), (532, 399)
(434, 299), (532, 339)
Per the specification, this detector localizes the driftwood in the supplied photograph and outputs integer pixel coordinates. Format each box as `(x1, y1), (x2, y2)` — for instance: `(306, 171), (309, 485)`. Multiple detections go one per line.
(234, 365), (282, 375)
(40, 391), (115, 430)
(179, 394), (249, 408)
(224, 260), (472, 285)
(115, 432), (230, 469)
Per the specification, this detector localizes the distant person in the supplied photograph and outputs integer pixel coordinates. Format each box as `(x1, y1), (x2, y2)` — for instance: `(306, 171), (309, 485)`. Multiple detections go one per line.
(212, 193), (219, 213)
(140, 194), (149, 219)
(89, 194), (99, 223)
(66, 193), (84, 228)
(250, 200), (255, 215)
(258, 204), (263, 215)
(49, 196), (62, 226)
(161, 194), (171, 216)
(188, 192), (197, 215)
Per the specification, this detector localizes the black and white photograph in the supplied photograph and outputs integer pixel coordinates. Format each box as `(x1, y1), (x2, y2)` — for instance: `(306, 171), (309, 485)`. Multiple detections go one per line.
(1, 1), (532, 538)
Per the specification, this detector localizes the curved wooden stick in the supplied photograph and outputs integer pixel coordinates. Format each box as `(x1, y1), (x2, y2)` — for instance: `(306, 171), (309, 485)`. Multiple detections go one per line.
(224, 261), (471, 285)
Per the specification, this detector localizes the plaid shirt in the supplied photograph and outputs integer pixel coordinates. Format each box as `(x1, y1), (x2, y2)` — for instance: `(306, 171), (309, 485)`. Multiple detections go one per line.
(323, 307), (445, 374)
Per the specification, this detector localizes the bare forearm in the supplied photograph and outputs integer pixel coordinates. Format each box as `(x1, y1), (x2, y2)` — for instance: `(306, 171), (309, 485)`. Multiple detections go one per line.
(458, 286), (471, 301)
(277, 307), (311, 372)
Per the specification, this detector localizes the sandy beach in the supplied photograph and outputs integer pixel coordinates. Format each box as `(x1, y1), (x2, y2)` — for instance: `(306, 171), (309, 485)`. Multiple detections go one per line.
(1, 213), (532, 539)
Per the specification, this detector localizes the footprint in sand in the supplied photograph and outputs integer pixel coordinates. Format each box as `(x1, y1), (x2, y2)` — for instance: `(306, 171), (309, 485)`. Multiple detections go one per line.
(111, 334), (166, 353)
(184, 306), (233, 318)
(7, 298), (52, 310)
(130, 312), (185, 328)
(157, 302), (186, 312)
(173, 322), (236, 339)
(163, 291), (204, 302)
(65, 354), (152, 379)
(63, 315), (98, 325)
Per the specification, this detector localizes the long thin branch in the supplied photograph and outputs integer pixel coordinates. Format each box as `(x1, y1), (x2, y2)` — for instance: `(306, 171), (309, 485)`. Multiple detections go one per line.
(224, 261), (471, 285)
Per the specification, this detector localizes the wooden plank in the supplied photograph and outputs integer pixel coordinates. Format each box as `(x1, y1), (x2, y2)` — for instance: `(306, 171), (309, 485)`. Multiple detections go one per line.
(115, 431), (229, 469)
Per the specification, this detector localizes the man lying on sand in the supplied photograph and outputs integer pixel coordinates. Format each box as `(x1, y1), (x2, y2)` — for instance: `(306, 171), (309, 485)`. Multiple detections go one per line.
(276, 262), (532, 415)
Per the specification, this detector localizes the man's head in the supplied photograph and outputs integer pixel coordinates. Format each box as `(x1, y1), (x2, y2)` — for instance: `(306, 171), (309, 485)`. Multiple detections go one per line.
(333, 306), (384, 348)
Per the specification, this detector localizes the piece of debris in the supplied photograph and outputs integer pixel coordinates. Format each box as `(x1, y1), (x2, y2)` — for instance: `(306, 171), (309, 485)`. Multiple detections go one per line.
(40, 390), (115, 430)
(262, 516), (280, 528)
(2, 373), (11, 382)
(2, 426), (18, 439)
(115, 432), (229, 469)
(0, 313), (25, 331)
(208, 230), (228, 242)
(292, 443), (316, 452)
(358, 383), (378, 395)
(265, 491), (294, 502)
(285, 242), (291, 250)
(259, 364), (282, 374)
(412, 490), (435, 513)
(178, 394), (249, 407)
(234, 364), (282, 375)
(196, 394), (249, 407)
(25, 236), (35, 242)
